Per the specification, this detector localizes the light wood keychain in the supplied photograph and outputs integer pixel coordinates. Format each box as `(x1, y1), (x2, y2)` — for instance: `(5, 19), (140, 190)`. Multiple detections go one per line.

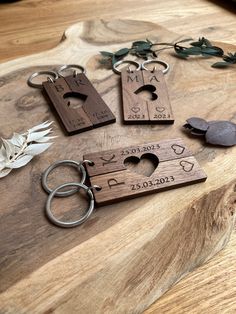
(113, 59), (174, 124)
(42, 138), (207, 228)
(27, 64), (116, 135)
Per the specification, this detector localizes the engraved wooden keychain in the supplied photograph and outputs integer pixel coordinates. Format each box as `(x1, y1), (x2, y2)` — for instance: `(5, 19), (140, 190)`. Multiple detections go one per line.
(41, 138), (207, 228)
(27, 64), (116, 135)
(113, 59), (174, 124)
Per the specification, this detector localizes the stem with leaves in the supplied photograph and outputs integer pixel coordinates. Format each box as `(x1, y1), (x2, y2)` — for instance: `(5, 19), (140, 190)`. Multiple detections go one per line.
(0, 121), (56, 178)
(99, 37), (236, 69)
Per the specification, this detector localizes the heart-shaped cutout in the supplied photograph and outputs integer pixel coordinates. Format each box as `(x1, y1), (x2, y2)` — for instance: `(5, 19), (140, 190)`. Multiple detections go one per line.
(180, 160), (194, 172)
(64, 91), (87, 109)
(124, 153), (159, 177)
(134, 84), (158, 101)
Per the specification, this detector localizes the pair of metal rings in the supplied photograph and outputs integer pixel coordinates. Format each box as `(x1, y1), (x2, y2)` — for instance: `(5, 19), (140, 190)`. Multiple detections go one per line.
(41, 159), (95, 228)
(27, 64), (85, 89)
(113, 59), (169, 75)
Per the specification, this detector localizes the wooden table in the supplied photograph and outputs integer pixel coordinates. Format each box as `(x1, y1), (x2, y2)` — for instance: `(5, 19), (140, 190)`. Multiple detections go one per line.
(0, 1), (235, 313)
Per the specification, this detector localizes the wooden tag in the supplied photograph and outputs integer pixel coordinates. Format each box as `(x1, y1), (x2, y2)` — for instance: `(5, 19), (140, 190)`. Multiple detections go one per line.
(121, 69), (174, 124)
(84, 138), (207, 206)
(42, 73), (116, 135)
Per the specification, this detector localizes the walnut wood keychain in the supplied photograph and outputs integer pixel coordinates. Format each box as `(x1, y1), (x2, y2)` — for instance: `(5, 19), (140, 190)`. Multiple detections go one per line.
(28, 65), (116, 135)
(42, 138), (207, 228)
(113, 59), (174, 124)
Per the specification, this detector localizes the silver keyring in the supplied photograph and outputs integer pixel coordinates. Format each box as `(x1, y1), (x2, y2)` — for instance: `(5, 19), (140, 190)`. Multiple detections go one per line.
(142, 60), (170, 74)
(42, 160), (87, 197)
(46, 182), (95, 228)
(113, 60), (141, 75)
(27, 70), (58, 89)
(58, 64), (86, 77)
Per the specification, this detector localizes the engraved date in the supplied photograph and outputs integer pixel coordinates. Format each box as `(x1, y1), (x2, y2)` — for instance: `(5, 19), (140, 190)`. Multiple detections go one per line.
(131, 176), (175, 190)
(121, 144), (160, 156)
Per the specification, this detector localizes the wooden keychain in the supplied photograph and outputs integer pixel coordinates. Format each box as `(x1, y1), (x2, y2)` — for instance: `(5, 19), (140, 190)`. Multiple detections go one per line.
(27, 65), (116, 135)
(113, 59), (174, 124)
(42, 138), (207, 228)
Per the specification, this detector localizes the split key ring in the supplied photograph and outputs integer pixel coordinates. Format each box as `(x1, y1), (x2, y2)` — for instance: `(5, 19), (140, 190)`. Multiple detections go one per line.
(41, 160), (87, 197)
(41, 159), (97, 228)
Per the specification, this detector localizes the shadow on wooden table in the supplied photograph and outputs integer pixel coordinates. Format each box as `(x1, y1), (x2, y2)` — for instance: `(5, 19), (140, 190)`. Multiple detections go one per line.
(207, 0), (236, 13)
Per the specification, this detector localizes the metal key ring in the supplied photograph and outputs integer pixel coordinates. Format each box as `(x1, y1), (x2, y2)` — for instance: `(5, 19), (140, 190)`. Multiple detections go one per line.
(46, 182), (95, 228)
(27, 70), (58, 89)
(58, 64), (86, 77)
(113, 60), (141, 75)
(42, 160), (87, 197)
(142, 60), (170, 74)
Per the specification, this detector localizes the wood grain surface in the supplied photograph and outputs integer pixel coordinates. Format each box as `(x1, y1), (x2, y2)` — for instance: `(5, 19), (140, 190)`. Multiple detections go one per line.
(0, 1), (236, 312)
(0, 0), (236, 62)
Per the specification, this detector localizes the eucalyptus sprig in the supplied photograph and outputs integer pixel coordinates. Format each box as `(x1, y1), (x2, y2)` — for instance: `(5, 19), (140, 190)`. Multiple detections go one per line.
(0, 121), (56, 178)
(212, 52), (236, 68)
(173, 37), (224, 58)
(99, 37), (236, 69)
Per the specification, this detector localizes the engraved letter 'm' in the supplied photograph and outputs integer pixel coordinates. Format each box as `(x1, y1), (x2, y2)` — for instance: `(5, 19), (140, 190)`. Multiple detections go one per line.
(127, 75), (139, 83)
(108, 178), (125, 189)
(100, 154), (117, 166)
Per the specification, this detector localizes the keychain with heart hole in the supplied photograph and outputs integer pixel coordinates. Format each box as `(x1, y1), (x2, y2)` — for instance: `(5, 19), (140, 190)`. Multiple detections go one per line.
(27, 64), (116, 135)
(42, 138), (206, 228)
(113, 59), (174, 124)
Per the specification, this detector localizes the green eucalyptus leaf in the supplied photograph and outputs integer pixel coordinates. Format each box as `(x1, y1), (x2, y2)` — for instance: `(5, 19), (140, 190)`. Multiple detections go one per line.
(211, 61), (230, 68)
(201, 47), (224, 56)
(135, 47), (149, 54)
(100, 51), (113, 57)
(133, 42), (151, 51)
(183, 46), (202, 55)
(115, 48), (129, 57)
(210, 46), (224, 56)
(191, 38), (204, 47)
(132, 40), (149, 46)
(191, 41), (202, 47)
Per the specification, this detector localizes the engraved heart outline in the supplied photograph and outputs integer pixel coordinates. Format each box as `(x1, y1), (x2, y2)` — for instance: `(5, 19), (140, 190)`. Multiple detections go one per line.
(180, 160), (194, 172)
(171, 144), (185, 155)
(156, 107), (165, 113)
(134, 84), (158, 101)
(124, 153), (159, 177)
(131, 107), (140, 113)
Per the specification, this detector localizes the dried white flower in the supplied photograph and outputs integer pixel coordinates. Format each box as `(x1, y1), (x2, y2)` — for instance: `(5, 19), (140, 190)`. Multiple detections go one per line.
(0, 121), (56, 178)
